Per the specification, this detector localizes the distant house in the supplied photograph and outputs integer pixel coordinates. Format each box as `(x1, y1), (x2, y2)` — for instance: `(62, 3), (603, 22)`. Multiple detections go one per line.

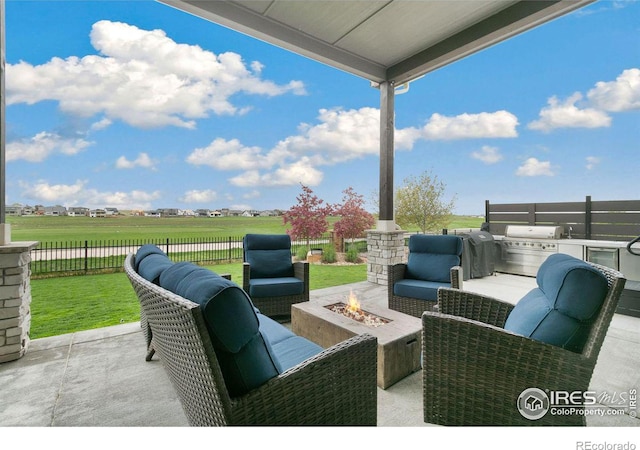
(44, 205), (67, 216)
(5, 205), (23, 216)
(227, 210), (243, 217)
(144, 210), (161, 218)
(89, 209), (106, 218)
(105, 207), (119, 216)
(22, 205), (35, 216)
(68, 207), (89, 217)
(158, 208), (179, 217)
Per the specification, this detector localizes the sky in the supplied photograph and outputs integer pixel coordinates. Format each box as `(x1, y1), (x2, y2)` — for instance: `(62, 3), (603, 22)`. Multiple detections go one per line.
(3, 0), (639, 216)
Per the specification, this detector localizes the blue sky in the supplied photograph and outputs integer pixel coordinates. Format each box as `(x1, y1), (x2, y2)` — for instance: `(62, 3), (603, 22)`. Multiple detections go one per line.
(4, 0), (639, 215)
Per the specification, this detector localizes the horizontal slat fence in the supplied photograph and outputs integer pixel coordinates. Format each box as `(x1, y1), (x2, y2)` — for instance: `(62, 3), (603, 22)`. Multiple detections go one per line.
(30, 235), (333, 278)
(486, 197), (640, 241)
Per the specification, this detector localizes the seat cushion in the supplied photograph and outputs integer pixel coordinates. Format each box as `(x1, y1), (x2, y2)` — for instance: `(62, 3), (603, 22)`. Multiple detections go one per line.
(137, 253), (173, 285)
(244, 234), (294, 278)
(393, 279), (450, 302)
(134, 244), (167, 271)
(249, 277), (304, 298)
(269, 336), (323, 373)
(504, 254), (608, 353)
(159, 261), (204, 292)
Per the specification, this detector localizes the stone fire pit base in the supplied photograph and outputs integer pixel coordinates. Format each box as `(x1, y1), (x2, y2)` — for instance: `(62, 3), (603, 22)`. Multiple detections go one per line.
(292, 300), (421, 389)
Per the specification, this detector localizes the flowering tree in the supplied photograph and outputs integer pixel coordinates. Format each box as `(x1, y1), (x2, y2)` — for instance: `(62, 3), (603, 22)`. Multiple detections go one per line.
(333, 187), (375, 244)
(283, 184), (333, 250)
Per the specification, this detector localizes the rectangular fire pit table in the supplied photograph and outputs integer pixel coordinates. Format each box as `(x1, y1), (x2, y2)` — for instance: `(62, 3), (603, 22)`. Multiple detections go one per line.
(291, 299), (421, 389)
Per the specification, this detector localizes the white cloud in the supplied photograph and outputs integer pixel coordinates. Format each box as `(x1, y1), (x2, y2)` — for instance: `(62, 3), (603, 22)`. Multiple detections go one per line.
(528, 68), (638, 132)
(422, 111), (519, 140)
(19, 179), (161, 210)
(587, 68), (640, 112)
(528, 93), (612, 132)
(186, 138), (270, 170)
(179, 189), (218, 203)
(586, 156), (601, 170)
(116, 152), (157, 170)
(6, 20), (306, 129)
(6, 131), (93, 162)
(229, 158), (323, 187)
(471, 145), (503, 164)
(516, 158), (554, 177)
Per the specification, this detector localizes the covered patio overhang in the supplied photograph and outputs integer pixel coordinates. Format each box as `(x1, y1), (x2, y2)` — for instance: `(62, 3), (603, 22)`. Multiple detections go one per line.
(0, 0), (595, 236)
(157, 0), (594, 230)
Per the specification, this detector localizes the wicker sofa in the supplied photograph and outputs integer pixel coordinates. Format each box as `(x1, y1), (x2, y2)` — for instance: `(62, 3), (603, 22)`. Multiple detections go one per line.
(125, 245), (377, 426)
(422, 253), (626, 426)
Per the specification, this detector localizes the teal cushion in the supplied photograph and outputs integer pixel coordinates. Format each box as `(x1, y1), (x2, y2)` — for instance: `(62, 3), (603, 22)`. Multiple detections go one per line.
(135, 244), (167, 271)
(393, 279), (449, 302)
(249, 277), (304, 298)
(244, 234), (294, 278)
(504, 254), (608, 352)
(159, 262), (203, 292)
(269, 336), (323, 373)
(137, 253), (173, 285)
(171, 271), (279, 397)
(258, 314), (296, 346)
(406, 235), (462, 282)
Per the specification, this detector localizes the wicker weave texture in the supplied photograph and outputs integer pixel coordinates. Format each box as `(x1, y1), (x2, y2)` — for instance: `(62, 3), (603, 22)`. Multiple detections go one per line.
(125, 253), (377, 426)
(422, 262), (626, 426)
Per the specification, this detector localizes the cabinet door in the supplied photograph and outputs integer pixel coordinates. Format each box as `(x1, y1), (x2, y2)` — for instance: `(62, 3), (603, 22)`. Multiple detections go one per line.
(558, 243), (583, 259)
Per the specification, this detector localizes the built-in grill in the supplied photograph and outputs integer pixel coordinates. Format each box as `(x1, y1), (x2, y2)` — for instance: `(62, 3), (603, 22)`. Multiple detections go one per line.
(495, 225), (563, 277)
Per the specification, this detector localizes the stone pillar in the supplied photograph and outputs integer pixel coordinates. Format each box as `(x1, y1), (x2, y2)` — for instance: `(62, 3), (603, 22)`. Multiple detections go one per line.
(0, 241), (38, 363)
(366, 230), (405, 286)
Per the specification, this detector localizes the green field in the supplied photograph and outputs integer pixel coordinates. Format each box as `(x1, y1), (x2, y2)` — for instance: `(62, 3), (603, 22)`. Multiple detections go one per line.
(8, 214), (483, 243)
(19, 214), (483, 338)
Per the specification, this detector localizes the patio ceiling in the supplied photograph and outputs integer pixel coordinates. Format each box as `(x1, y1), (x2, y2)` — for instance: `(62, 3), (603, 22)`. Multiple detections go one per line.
(159, 0), (594, 85)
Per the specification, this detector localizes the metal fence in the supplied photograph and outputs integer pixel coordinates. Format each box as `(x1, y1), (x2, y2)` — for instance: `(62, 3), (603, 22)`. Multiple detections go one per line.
(29, 235), (337, 277)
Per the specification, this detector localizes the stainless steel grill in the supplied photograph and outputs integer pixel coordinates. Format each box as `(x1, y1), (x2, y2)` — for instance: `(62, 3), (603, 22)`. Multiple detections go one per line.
(495, 226), (563, 277)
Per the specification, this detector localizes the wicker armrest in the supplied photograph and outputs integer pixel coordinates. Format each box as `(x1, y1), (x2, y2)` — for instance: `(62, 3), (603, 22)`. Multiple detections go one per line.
(450, 266), (462, 290)
(232, 333), (378, 425)
(437, 287), (515, 327)
(422, 311), (589, 425)
(242, 262), (250, 292)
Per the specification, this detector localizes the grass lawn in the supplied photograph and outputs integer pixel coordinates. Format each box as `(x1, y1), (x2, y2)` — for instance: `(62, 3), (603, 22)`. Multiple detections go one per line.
(30, 262), (367, 339)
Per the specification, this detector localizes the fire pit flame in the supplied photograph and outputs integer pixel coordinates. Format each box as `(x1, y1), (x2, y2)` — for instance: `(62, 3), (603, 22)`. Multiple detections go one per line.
(325, 290), (390, 327)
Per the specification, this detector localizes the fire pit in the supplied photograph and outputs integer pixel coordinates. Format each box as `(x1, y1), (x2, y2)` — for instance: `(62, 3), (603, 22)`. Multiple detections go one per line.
(325, 291), (390, 327)
(292, 291), (421, 389)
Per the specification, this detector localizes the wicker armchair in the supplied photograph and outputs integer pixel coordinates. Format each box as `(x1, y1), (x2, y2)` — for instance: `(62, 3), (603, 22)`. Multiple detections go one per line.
(388, 234), (463, 317)
(422, 258), (626, 426)
(243, 234), (309, 319)
(124, 253), (377, 426)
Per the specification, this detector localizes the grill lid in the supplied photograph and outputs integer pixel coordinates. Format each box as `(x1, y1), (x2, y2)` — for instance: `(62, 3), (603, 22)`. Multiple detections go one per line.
(504, 225), (563, 239)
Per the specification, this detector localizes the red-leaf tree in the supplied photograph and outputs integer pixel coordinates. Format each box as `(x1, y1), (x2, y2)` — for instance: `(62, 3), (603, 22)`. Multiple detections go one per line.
(283, 184), (333, 250)
(333, 187), (375, 244)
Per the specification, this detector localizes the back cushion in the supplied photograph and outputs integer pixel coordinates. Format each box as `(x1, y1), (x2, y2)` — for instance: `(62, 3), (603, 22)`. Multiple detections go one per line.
(159, 262), (204, 292)
(162, 267), (279, 397)
(504, 254), (608, 353)
(406, 235), (462, 283)
(135, 244), (167, 271)
(244, 234), (294, 278)
(137, 253), (173, 285)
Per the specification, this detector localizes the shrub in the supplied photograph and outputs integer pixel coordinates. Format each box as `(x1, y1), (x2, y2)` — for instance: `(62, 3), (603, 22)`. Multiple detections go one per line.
(322, 245), (337, 263)
(295, 246), (308, 261)
(345, 246), (361, 263)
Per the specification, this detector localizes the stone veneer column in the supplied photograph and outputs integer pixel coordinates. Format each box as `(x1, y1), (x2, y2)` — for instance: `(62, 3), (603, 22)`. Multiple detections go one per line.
(366, 230), (405, 286)
(0, 241), (38, 363)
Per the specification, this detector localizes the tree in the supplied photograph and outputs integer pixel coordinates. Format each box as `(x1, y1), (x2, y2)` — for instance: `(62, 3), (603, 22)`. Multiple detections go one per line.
(394, 171), (456, 233)
(283, 184), (333, 250)
(333, 187), (375, 245)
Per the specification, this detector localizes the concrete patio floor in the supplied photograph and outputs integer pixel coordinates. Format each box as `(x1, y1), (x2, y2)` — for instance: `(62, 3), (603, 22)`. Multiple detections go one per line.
(1, 273), (639, 429)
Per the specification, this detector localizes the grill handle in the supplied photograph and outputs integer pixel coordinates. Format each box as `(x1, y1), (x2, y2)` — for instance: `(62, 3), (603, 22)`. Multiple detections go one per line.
(628, 235), (640, 256)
